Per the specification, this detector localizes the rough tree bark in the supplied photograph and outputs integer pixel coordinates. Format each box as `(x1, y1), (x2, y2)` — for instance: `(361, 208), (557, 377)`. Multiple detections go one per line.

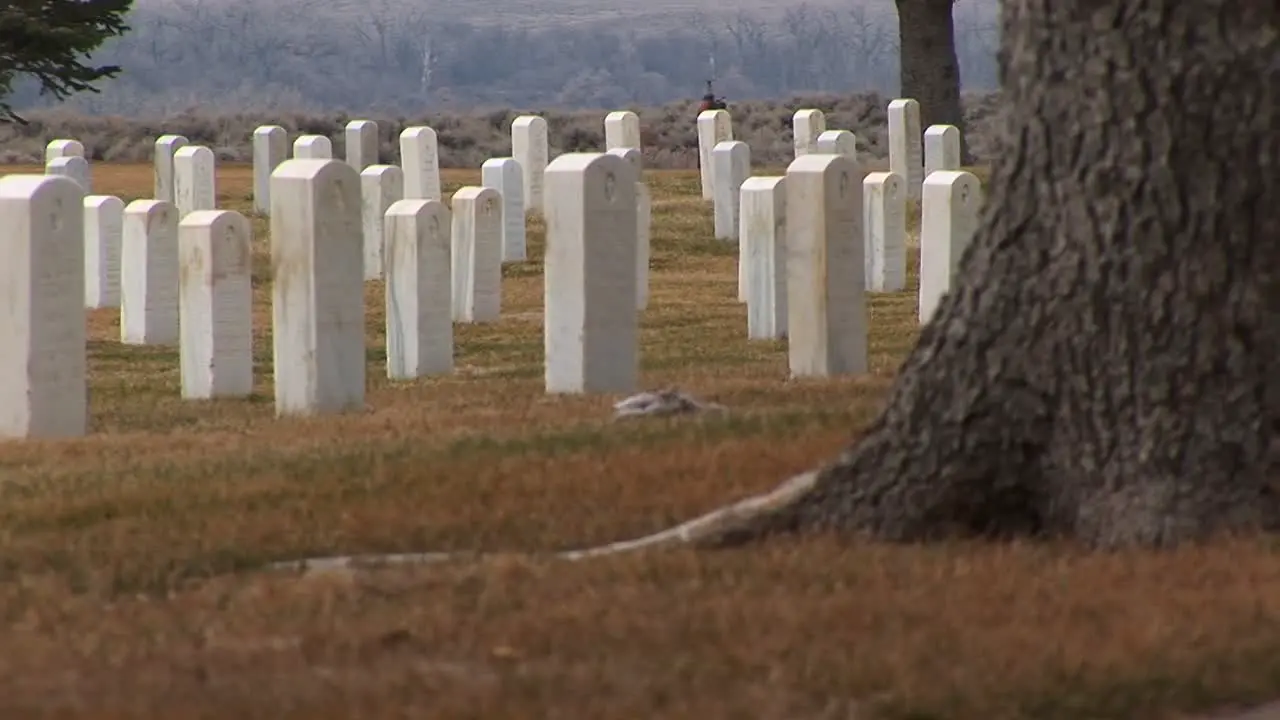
(896, 0), (971, 164)
(275, 0), (1280, 573)
(769, 0), (1280, 549)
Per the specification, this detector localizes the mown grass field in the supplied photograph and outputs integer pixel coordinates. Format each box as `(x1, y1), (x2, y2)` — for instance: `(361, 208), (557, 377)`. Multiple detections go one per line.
(0, 163), (1278, 719)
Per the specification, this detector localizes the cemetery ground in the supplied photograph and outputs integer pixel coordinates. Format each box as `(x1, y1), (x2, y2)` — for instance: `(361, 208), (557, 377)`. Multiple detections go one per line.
(0, 164), (1278, 720)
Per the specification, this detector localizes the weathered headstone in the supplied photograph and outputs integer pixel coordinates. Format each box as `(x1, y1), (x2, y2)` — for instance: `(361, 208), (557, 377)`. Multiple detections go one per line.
(481, 157), (526, 262)
(0, 174), (87, 439)
(154, 134), (188, 205)
(84, 195), (124, 309)
(919, 170), (983, 324)
(740, 176), (787, 340)
(121, 199), (180, 345)
(45, 139), (84, 164)
(46, 156), (90, 193)
(888, 98), (923, 201)
(785, 154), (867, 377)
(511, 115), (548, 212)
(793, 109), (826, 158)
(293, 135), (332, 159)
(543, 153), (638, 394)
(360, 164), (404, 280)
(178, 210), (254, 399)
(863, 171), (907, 292)
(712, 140), (750, 242)
(174, 145), (216, 218)
(385, 199), (453, 379)
(270, 159), (365, 416)
(252, 126), (287, 214)
(450, 186), (503, 323)
(604, 110), (641, 151)
(606, 148), (650, 309)
(696, 109), (733, 200)
(924, 124), (962, 177)
(345, 119), (379, 172)
(399, 126), (441, 201)
(815, 129), (857, 160)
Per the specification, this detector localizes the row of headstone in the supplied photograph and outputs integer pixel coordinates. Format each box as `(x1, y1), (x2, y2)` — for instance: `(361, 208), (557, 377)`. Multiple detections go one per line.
(0, 174), (251, 437)
(57, 129), (494, 318)
(45, 135), (217, 317)
(737, 161), (984, 342)
(6, 111), (970, 440)
(691, 102), (973, 334)
(44, 139), (92, 195)
(4, 146), (887, 439)
(248, 118), (551, 226)
(68, 135), (216, 315)
(0, 153), (531, 438)
(279, 153), (636, 402)
(888, 99), (965, 200)
(696, 107), (864, 209)
(148, 118), (546, 295)
(40, 134), (213, 218)
(248, 123), (439, 216)
(41, 122), (521, 350)
(245, 123), (535, 285)
(738, 168), (905, 343)
(84, 160), (506, 330)
(576, 134), (908, 382)
(356, 164), (507, 314)
(695, 153), (876, 376)
(690, 101), (963, 207)
(44, 101), (953, 220)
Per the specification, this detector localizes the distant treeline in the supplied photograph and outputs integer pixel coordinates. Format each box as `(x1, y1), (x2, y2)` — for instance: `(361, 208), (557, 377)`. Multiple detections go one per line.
(8, 0), (1000, 116)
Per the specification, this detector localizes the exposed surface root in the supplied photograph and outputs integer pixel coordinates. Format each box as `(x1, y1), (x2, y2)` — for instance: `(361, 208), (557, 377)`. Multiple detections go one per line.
(268, 470), (820, 574)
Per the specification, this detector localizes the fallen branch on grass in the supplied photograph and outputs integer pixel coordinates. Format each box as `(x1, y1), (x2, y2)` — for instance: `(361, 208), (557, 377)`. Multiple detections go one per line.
(269, 469), (819, 574)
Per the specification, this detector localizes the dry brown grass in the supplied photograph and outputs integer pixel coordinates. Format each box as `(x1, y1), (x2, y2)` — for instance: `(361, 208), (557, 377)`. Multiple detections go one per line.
(0, 163), (1277, 720)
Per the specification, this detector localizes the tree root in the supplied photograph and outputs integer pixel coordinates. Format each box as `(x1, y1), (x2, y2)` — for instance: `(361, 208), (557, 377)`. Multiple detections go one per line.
(268, 469), (820, 574)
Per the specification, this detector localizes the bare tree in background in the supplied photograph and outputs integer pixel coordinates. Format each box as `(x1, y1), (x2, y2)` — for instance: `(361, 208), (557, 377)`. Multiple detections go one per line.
(895, 0), (970, 162)
(845, 5), (895, 92)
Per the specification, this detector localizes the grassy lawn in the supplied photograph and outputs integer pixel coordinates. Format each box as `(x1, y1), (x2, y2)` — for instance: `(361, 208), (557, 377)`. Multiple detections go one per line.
(0, 163), (1277, 719)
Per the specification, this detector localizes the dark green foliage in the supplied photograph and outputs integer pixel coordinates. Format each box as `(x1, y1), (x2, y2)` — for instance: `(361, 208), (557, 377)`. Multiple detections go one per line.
(0, 0), (132, 123)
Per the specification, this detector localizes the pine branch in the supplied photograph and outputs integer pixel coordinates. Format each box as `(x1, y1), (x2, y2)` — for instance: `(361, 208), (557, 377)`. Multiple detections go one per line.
(0, 0), (133, 123)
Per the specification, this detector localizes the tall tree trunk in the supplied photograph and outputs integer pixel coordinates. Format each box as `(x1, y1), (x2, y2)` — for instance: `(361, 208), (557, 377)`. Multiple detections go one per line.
(895, 0), (971, 163)
(768, 0), (1280, 549)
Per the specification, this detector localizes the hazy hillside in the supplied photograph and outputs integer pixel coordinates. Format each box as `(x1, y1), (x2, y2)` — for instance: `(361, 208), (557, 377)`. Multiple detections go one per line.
(10, 0), (1000, 116)
(134, 0), (998, 31)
